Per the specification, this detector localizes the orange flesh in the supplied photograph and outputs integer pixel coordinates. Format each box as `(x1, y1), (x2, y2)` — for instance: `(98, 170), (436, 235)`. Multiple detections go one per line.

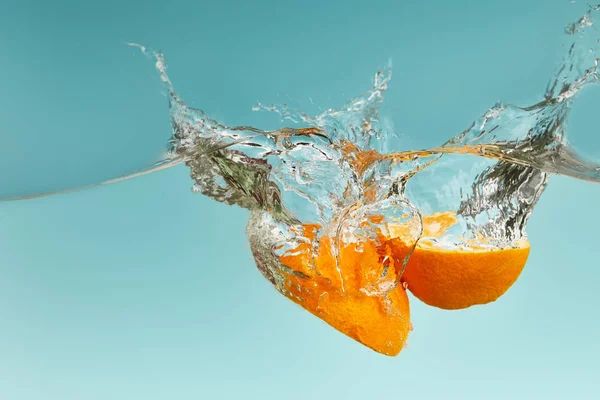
(279, 225), (412, 356)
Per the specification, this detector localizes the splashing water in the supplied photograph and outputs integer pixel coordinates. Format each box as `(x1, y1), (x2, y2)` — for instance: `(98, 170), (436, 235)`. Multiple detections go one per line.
(5, 6), (600, 356)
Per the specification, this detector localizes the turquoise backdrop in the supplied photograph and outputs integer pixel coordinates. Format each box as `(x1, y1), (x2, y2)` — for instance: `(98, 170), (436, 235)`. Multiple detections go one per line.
(1, 0), (599, 398)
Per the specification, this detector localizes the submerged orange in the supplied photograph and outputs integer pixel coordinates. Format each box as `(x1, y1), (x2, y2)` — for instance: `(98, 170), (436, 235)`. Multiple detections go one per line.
(276, 211), (531, 355)
(278, 224), (412, 356)
(401, 240), (530, 310)
(398, 212), (530, 310)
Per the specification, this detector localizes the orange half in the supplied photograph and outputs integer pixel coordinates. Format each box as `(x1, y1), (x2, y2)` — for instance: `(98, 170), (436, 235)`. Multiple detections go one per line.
(397, 212), (530, 310)
(278, 225), (412, 356)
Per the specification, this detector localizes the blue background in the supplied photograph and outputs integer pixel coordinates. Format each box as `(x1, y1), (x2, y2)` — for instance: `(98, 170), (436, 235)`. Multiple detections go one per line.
(1, 0), (599, 398)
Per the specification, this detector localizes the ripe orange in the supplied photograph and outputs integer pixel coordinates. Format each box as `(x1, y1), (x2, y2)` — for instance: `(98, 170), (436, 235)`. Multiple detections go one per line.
(278, 224), (412, 356)
(276, 210), (531, 355)
(399, 212), (531, 310)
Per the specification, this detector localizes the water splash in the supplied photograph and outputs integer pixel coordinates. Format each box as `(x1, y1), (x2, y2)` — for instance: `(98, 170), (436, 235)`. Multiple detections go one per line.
(153, 6), (600, 253)
(5, 6), (600, 356)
